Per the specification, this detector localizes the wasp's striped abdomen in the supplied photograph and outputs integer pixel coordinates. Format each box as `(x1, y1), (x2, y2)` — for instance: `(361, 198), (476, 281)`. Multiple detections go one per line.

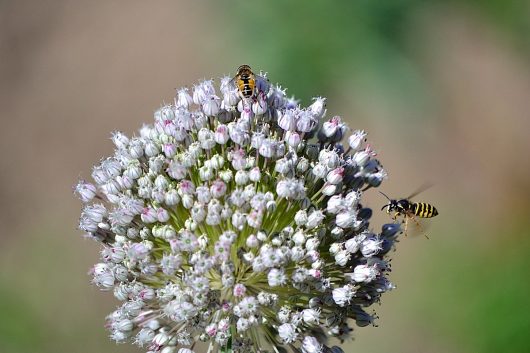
(413, 203), (438, 218)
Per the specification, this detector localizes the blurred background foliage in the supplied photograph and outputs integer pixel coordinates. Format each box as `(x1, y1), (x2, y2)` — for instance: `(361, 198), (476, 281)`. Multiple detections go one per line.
(225, 0), (530, 104)
(1, 0), (529, 352)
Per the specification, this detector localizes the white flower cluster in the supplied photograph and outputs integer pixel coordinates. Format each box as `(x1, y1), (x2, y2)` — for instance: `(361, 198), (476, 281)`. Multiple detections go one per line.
(75, 70), (402, 353)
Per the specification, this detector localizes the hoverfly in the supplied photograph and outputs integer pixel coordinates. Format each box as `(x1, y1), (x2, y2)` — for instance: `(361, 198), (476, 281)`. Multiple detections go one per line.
(380, 184), (438, 238)
(231, 65), (268, 100)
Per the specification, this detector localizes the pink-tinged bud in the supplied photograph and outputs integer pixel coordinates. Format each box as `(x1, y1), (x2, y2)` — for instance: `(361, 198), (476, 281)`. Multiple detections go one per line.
(163, 143), (177, 157)
(217, 317), (230, 331)
(326, 167), (344, 184)
(214, 124), (229, 144)
(307, 268), (321, 279)
(158, 118), (177, 136)
(139, 288), (155, 300)
(322, 116), (342, 137)
(233, 283), (247, 297)
(240, 105), (254, 121)
(178, 180), (195, 195)
(210, 180), (227, 198)
(205, 323), (217, 337)
(140, 207), (157, 223)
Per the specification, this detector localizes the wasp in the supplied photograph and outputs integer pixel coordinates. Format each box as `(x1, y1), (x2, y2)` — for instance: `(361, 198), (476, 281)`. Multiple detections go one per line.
(380, 185), (438, 238)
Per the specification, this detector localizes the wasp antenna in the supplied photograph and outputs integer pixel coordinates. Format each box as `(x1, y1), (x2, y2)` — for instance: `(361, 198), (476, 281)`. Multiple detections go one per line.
(379, 191), (391, 201)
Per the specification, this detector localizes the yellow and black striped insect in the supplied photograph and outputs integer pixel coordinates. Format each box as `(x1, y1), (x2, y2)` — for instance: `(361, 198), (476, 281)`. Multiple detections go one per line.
(233, 64), (257, 99)
(380, 186), (438, 238)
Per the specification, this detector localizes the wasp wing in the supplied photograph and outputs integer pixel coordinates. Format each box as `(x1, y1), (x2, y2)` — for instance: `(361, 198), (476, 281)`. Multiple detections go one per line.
(405, 182), (434, 200)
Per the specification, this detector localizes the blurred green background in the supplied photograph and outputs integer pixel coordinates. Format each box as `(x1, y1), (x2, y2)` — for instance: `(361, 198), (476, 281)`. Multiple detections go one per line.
(1, 1), (529, 352)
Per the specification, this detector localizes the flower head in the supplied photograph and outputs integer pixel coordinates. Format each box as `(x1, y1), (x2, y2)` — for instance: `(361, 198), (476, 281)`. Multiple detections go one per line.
(75, 67), (403, 353)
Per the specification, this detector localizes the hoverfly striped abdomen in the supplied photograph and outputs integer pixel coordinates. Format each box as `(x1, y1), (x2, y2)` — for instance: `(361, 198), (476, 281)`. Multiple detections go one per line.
(238, 77), (255, 98)
(235, 65), (256, 98)
(413, 202), (438, 218)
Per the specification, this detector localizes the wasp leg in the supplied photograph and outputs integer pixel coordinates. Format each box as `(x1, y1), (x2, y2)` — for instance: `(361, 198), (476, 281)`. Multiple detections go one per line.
(403, 217), (409, 236)
(410, 215), (430, 239)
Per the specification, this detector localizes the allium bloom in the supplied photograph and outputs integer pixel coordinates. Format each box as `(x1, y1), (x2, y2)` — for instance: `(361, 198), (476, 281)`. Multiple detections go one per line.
(75, 68), (403, 353)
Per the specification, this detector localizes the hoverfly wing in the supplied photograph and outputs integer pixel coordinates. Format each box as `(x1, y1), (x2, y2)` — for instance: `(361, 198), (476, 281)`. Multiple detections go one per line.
(254, 71), (270, 95)
(226, 76), (239, 91)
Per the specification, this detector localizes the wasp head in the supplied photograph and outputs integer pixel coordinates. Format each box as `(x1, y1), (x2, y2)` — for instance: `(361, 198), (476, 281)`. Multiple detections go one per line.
(379, 191), (398, 213)
(381, 199), (399, 213)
